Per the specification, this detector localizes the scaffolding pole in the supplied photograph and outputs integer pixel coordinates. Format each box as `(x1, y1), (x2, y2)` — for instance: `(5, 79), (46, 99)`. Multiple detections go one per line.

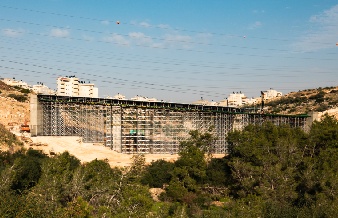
(35, 95), (309, 154)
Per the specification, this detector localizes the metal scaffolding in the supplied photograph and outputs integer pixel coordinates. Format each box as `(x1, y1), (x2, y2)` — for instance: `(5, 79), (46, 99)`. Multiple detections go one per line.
(33, 95), (309, 154)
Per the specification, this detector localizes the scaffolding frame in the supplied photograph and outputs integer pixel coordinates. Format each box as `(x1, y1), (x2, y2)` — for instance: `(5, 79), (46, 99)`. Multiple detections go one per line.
(35, 95), (309, 154)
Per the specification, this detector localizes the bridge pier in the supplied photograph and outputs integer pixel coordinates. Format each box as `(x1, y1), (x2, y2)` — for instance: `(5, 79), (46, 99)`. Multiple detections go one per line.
(30, 95), (43, 136)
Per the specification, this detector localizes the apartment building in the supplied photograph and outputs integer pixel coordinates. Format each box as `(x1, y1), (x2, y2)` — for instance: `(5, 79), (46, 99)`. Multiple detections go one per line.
(79, 83), (98, 97)
(218, 92), (257, 107)
(261, 89), (282, 100)
(57, 76), (98, 98)
(32, 84), (55, 95)
(1, 78), (30, 89)
(57, 76), (79, 96)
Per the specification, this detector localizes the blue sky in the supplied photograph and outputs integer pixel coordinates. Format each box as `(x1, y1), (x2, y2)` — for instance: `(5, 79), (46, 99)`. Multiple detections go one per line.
(0, 0), (337, 103)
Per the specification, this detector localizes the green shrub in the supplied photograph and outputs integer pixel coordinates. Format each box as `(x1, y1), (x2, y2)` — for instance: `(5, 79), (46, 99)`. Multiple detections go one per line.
(316, 104), (329, 112)
(7, 94), (28, 102)
(13, 86), (31, 94)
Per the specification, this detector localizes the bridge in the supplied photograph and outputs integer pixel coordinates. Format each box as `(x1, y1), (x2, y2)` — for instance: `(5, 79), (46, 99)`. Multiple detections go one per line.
(30, 95), (309, 154)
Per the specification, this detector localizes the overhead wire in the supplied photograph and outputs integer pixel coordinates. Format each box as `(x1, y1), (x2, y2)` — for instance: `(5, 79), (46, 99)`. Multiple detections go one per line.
(1, 4), (335, 47)
(0, 5), (337, 101)
(0, 19), (336, 62)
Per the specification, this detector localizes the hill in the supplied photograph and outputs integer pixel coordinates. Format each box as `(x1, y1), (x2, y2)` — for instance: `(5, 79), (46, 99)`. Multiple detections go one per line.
(257, 86), (338, 118)
(0, 81), (30, 129)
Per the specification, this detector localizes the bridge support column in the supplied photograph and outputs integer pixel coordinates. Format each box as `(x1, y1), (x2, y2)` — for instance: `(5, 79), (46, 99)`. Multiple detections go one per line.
(30, 95), (43, 136)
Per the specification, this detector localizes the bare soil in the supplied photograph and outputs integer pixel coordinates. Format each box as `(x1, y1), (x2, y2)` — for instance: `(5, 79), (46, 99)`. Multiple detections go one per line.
(25, 134), (185, 167)
(24, 134), (224, 167)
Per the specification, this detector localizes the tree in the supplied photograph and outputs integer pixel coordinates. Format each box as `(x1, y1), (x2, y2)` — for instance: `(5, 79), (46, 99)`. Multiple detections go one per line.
(141, 159), (174, 188)
(205, 157), (230, 187)
(227, 122), (308, 205)
(23, 151), (81, 216)
(164, 129), (216, 213)
(309, 114), (338, 151)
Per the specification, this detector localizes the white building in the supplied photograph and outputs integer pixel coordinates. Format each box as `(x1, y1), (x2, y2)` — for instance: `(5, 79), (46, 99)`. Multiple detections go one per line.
(243, 97), (257, 105)
(192, 98), (217, 106)
(219, 92), (257, 107)
(57, 76), (79, 96)
(192, 98), (210, 106)
(32, 84), (55, 95)
(261, 89), (282, 100)
(79, 83), (98, 98)
(226, 92), (247, 107)
(57, 76), (98, 98)
(131, 95), (158, 102)
(113, 93), (126, 100)
(1, 78), (30, 89)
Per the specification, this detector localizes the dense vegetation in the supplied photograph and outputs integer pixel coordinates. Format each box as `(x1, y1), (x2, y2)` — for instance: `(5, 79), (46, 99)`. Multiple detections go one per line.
(1, 115), (338, 217)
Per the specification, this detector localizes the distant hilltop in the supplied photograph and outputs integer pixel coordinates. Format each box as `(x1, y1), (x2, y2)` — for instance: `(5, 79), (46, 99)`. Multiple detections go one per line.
(245, 86), (338, 119)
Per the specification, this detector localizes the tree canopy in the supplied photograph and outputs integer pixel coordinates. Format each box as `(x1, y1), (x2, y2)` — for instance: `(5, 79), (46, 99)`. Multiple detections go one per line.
(0, 116), (338, 217)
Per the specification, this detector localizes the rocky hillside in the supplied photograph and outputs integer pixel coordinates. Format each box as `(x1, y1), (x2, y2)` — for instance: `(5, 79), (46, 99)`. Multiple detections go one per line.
(0, 81), (31, 150)
(0, 123), (23, 150)
(262, 86), (338, 117)
(0, 81), (30, 129)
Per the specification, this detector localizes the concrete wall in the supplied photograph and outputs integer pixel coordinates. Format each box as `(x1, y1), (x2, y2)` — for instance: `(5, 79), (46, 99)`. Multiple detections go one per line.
(30, 95), (43, 136)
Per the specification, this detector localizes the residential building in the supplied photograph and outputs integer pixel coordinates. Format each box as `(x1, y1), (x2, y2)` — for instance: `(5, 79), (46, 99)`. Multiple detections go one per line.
(226, 92), (247, 107)
(32, 84), (55, 95)
(57, 76), (79, 96)
(79, 83), (98, 98)
(261, 89), (282, 100)
(219, 92), (257, 107)
(113, 93), (126, 100)
(131, 95), (158, 102)
(192, 97), (210, 106)
(56, 76), (98, 98)
(1, 78), (30, 89)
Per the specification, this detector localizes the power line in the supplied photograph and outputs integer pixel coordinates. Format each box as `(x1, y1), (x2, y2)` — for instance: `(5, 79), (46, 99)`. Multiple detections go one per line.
(1, 4), (335, 47)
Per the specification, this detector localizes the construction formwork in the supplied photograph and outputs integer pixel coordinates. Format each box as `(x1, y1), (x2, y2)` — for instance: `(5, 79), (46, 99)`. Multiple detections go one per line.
(41, 102), (106, 142)
(107, 108), (234, 154)
(32, 95), (309, 154)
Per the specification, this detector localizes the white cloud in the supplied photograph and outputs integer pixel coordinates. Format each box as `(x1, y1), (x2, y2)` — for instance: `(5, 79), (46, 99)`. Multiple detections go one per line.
(140, 21), (151, 28)
(151, 42), (164, 48)
(293, 4), (338, 51)
(50, 28), (69, 38)
(101, 20), (110, 25)
(2, 28), (24, 37)
(103, 33), (130, 46)
(248, 21), (262, 29)
(129, 32), (152, 44)
(157, 24), (170, 29)
(196, 33), (213, 43)
(82, 34), (94, 41)
(163, 34), (193, 48)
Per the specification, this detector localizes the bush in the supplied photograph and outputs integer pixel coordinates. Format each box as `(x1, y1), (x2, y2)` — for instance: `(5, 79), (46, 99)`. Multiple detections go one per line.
(7, 94), (28, 102)
(13, 86), (30, 94)
(309, 91), (325, 103)
(316, 104), (329, 112)
(141, 159), (174, 188)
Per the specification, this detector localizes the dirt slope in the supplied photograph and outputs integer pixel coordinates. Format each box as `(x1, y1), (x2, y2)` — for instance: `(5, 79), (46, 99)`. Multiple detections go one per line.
(0, 81), (30, 129)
